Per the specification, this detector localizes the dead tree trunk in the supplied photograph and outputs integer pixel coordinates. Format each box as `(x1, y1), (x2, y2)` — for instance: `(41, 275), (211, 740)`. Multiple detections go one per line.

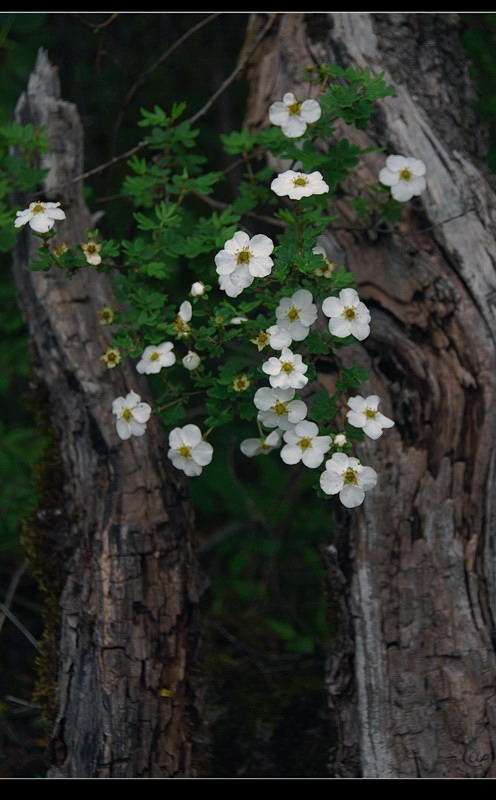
(245, 13), (496, 777)
(12, 51), (203, 779)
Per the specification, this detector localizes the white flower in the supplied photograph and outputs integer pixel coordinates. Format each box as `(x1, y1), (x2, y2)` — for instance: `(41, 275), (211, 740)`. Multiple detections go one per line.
(280, 421), (331, 468)
(333, 433), (347, 448)
(254, 386), (307, 431)
(112, 390), (152, 440)
(320, 452), (377, 508)
(271, 170), (329, 201)
(262, 347), (308, 390)
(240, 430), (282, 457)
(182, 351), (201, 370)
(346, 395), (394, 440)
(379, 155), (426, 202)
(312, 245), (335, 278)
(136, 341), (175, 374)
(275, 289), (317, 342)
(14, 201), (66, 234)
(266, 324), (293, 350)
(322, 288), (370, 341)
(268, 92), (321, 138)
(168, 424), (213, 477)
(229, 316), (249, 325)
(190, 281), (206, 297)
(82, 240), (102, 266)
(215, 231), (274, 297)
(174, 300), (192, 337)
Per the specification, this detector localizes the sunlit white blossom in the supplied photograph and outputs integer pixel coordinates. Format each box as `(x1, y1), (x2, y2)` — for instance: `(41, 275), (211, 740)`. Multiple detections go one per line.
(322, 288), (370, 341)
(276, 289), (317, 342)
(268, 92), (321, 138)
(14, 201), (66, 234)
(262, 347), (308, 390)
(254, 386), (307, 431)
(271, 170), (329, 201)
(379, 155), (426, 202)
(182, 351), (201, 370)
(240, 430), (282, 457)
(112, 390), (152, 440)
(136, 341), (176, 374)
(215, 231), (274, 297)
(346, 395), (395, 440)
(168, 424), (213, 477)
(280, 421), (331, 468)
(320, 452), (377, 508)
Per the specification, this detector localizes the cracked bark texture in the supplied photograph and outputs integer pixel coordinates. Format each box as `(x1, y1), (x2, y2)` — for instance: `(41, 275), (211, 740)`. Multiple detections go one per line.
(245, 13), (496, 778)
(12, 51), (203, 778)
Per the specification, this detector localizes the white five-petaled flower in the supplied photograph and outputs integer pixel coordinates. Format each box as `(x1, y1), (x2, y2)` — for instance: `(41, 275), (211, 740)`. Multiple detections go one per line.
(182, 351), (201, 371)
(262, 347), (308, 390)
(168, 424), (213, 477)
(346, 395), (395, 440)
(240, 430), (282, 457)
(276, 289), (317, 342)
(268, 92), (322, 138)
(320, 453), (377, 508)
(280, 421), (331, 469)
(379, 155), (427, 202)
(82, 240), (103, 266)
(112, 390), (152, 440)
(271, 170), (329, 201)
(14, 201), (66, 234)
(215, 231), (274, 298)
(254, 386), (307, 431)
(322, 288), (371, 341)
(136, 341), (176, 374)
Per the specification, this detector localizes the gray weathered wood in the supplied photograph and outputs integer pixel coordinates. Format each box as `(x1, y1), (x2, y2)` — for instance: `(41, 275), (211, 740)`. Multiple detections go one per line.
(245, 12), (496, 778)
(12, 50), (202, 778)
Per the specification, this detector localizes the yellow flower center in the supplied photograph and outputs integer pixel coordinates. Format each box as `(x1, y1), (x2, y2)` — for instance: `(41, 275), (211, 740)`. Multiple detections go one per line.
(281, 361), (294, 374)
(293, 176), (308, 187)
(288, 307), (300, 321)
(150, 352), (160, 361)
(399, 168), (412, 181)
(252, 331), (270, 350)
(298, 437), (312, 450)
(32, 203), (45, 213)
(233, 375), (250, 392)
(236, 249), (251, 265)
(122, 408), (133, 422)
(343, 307), (357, 320)
(178, 445), (191, 458)
(343, 467), (358, 485)
(287, 100), (302, 115)
(365, 409), (377, 419)
(272, 401), (289, 416)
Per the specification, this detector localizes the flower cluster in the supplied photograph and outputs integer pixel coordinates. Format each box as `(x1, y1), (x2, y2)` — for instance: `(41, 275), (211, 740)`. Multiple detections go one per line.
(14, 77), (416, 508)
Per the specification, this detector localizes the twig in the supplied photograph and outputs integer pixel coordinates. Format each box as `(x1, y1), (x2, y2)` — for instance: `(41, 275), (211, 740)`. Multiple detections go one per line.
(55, 141), (148, 190)
(0, 601), (40, 652)
(111, 13), (221, 153)
(0, 561), (27, 637)
(72, 13), (120, 31)
(187, 14), (278, 125)
(191, 189), (286, 230)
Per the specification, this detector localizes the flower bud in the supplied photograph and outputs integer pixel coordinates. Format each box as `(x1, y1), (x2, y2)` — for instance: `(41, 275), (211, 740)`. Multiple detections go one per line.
(182, 351), (201, 371)
(190, 281), (206, 297)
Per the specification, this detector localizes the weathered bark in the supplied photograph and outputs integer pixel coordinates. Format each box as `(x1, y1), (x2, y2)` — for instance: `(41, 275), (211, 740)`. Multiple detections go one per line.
(245, 13), (496, 778)
(13, 51), (203, 778)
